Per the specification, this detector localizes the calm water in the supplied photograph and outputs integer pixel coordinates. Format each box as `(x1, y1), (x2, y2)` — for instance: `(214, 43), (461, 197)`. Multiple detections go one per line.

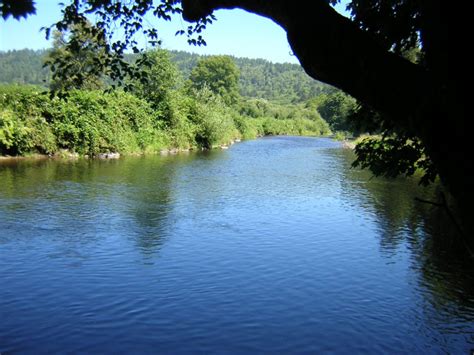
(1, 136), (473, 354)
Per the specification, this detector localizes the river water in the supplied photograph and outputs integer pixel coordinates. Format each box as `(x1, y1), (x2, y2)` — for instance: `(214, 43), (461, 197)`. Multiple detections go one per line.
(1, 136), (473, 353)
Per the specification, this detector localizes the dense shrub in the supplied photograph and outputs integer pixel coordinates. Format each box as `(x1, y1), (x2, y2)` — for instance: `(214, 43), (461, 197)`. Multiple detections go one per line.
(238, 98), (331, 137)
(187, 87), (239, 148)
(1, 83), (332, 157)
(233, 116), (262, 139)
(49, 90), (164, 155)
(0, 85), (57, 155)
(0, 85), (168, 156)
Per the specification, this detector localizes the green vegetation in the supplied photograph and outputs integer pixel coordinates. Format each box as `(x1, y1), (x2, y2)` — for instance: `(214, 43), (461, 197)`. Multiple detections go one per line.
(0, 5), (444, 191)
(0, 85), (161, 156)
(0, 49), (50, 86)
(44, 21), (108, 92)
(1, 48), (334, 157)
(306, 91), (357, 133)
(188, 55), (240, 105)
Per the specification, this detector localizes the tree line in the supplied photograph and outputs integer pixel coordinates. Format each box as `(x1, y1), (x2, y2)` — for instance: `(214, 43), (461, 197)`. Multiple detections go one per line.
(1, 49), (328, 103)
(1, 21), (359, 158)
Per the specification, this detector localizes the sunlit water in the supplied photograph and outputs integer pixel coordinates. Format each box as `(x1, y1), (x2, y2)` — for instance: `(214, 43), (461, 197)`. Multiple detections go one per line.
(1, 137), (473, 353)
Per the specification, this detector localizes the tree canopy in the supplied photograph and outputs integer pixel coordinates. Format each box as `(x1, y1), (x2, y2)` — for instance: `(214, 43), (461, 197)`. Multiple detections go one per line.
(188, 55), (240, 105)
(44, 20), (108, 91)
(131, 49), (181, 108)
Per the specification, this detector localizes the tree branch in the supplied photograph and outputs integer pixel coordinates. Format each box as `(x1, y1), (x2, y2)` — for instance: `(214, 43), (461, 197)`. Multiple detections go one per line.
(182, 0), (432, 135)
(415, 193), (474, 258)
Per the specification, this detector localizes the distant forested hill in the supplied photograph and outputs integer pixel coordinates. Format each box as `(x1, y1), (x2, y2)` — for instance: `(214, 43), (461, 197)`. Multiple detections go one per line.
(0, 49), (328, 102)
(0, 49), (51, 86)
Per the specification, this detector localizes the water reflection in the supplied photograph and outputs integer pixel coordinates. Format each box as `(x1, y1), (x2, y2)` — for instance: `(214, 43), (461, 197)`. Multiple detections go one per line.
(0, 156), (184, 259)
(337, 148), (474, 348)
(1, 138), (473, 353)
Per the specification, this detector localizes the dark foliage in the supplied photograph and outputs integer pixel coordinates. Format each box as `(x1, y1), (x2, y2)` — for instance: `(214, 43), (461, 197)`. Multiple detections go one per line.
(0, 0), (35, 19)
(352, 135), (437, 186)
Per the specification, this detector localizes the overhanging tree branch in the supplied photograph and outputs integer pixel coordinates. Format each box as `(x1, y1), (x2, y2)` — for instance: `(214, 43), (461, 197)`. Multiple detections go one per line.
(182, 0), (432, 136)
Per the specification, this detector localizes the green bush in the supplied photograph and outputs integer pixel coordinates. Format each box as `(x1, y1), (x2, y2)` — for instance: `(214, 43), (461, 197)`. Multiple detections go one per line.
(0, 84), (50, 118)
(0, 110), (57, 155)
(0, 109), (31, 155)
(0, 85), (170, 156)
(237, 97), (331, 137)
(187, 87), (239, 148)
(49, 90), (165, 155)
(233, 115), (261, 139)
(0, 85), (57, 155)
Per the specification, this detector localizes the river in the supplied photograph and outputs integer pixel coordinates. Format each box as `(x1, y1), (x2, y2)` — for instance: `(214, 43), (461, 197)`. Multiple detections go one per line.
(1, 136), (473, 353)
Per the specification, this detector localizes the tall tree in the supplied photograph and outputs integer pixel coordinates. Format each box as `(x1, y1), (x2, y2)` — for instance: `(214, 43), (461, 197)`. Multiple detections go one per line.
(44, 20), (108, 91)
(132, 49), (181, 107)
(188, 55), (240, 105)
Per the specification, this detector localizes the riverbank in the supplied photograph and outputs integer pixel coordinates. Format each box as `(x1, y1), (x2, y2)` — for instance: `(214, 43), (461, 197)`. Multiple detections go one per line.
(338, 134), (382, 150)
(1, 84), (331, 159)
(0, 134), (334, 162)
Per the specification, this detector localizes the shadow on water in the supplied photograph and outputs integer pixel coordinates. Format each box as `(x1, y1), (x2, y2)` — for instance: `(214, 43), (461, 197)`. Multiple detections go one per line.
(337, 148), (474, 344)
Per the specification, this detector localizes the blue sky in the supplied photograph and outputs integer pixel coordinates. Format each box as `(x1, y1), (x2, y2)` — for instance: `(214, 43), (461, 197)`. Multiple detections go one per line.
(0, 1), (348, 64)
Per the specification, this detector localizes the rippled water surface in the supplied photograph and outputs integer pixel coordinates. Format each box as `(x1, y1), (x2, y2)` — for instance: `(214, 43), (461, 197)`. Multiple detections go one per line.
(1, 137), (473, 353)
